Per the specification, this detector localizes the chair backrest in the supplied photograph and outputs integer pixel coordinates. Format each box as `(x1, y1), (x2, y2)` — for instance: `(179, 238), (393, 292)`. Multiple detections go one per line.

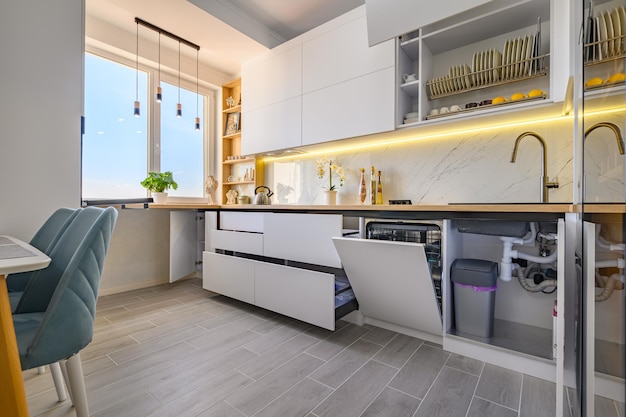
(17, 206), (118, 367)
(14, 207), (116, 314)
(7, 208), (82, 292)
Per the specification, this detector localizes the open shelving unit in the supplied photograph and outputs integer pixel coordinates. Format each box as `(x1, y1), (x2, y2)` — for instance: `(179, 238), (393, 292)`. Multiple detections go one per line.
(221, 78), (263, 204)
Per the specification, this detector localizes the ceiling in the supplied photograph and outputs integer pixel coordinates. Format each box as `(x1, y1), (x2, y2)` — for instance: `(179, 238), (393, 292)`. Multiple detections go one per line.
(86, 0), (364, 77)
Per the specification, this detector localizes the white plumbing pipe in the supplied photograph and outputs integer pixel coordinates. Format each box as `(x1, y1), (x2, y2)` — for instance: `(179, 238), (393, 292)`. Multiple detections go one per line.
(499, 235), (557, 282)
(595, 258), (625, 269)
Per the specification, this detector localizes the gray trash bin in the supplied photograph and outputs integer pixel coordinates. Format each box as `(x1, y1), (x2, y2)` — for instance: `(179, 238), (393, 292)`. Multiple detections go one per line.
(450, 259), (498, 338)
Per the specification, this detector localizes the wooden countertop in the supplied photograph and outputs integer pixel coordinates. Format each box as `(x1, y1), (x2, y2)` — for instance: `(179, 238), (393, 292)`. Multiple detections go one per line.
(147, 202), (626, 214)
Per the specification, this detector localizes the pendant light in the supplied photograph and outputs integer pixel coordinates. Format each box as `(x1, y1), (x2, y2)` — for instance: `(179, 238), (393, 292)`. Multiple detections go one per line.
(156, 33), (162, 103)
(176, 40), (182, 118)
(195, 48), (200, 131)
(133, 21), (140, 117)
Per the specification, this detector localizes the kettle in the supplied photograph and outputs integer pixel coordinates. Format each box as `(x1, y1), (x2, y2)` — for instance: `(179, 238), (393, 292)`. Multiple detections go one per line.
(253, 186), (273, 205)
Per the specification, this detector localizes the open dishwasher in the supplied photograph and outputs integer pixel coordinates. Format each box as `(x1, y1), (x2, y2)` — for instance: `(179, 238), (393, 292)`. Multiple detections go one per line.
(332, 219), (443, 340)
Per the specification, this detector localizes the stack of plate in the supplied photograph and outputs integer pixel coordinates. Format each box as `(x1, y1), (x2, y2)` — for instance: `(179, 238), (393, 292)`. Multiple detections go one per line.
(472, 49), (502, 86)
(586, 5), (625, 61)
(501, 34), (537, 81)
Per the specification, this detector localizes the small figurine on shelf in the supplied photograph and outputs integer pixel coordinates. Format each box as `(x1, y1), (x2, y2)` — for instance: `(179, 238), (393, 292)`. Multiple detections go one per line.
(226, 189), (239, 204)
(226, 96), (235, 108)
(204, 175), (218, 204)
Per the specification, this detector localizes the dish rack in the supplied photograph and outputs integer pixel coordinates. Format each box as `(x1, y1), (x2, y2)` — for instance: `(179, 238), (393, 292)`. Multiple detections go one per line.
(365, 221), (443, 314)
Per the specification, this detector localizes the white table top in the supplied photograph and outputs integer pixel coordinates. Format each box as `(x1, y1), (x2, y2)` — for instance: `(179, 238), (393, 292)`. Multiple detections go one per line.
(0, 235), (51, 275)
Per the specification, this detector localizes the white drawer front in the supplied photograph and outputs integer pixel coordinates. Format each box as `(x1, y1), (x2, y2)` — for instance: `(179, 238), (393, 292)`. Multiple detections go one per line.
(220, 212), (264, 233)
(255, 262), (336, 330)
(203, 252), (255, 304)
(263, 213), (342, 268)
(210, 229), (263, 255)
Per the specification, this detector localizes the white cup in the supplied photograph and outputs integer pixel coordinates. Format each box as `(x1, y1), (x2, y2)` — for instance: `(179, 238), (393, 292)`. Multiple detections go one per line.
(450, 105), (462, 112)
(429, 108), (439, 116)
(405, 112), (418, 119)
(403, 73), (417, 82)
(439, 106), (450, 114)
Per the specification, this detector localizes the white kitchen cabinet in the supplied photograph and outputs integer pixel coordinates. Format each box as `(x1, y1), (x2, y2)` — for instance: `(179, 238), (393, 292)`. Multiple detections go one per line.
(241, 96), (302, 155)
(302, 13), (394, 94)
(333, 237), (443, 342)
(203, 251), (255, 304)
(203, 211), (358, 330)
(394, 0), (572, 127)
(242, 45), (302, 112)
(255, 262), (337, 330)
(263, 213), (343, 268)
(302, 67), (395, 146)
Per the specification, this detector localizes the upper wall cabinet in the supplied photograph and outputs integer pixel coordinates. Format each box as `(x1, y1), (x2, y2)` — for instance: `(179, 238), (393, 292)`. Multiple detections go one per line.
(242, 45), (302, 112)
(365, 0), (493, 46)
(395, 0), (571, 127)
(302, 15), (395, 93)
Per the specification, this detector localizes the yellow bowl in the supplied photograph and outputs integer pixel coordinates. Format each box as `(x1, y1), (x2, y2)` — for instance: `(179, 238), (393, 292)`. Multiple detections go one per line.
(511, 93), (526, 101)
(585, 77), (603, 87)
(606, 73), (625, 83)
(528, 89), (545, 98)
(492, 96), (507, 104)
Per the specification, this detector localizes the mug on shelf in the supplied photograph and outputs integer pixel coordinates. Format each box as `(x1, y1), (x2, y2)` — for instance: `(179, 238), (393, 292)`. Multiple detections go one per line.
(403, 73), (417, 82)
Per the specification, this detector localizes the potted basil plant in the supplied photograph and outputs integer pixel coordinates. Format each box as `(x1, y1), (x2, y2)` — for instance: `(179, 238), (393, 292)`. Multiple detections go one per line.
(140, 171), (178, 203)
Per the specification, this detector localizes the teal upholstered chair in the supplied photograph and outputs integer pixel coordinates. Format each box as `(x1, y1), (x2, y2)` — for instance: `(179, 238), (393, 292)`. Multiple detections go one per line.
(8, 207), (81, 310)
(13, 206), (118, 417)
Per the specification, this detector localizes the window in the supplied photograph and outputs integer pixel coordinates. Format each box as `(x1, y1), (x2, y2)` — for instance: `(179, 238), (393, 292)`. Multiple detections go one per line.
(82, 52), (209, 201)
(83, 53), (148, 199)
(160, 81), (204, 197)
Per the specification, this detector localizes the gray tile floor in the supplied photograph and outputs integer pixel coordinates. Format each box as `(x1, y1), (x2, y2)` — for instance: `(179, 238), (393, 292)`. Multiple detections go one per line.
(22, 278), (622, 417)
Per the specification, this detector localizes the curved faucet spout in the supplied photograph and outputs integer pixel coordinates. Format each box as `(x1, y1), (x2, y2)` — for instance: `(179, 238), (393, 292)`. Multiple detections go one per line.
(584, 122), (625, 155)
(510, 131), (559, 203)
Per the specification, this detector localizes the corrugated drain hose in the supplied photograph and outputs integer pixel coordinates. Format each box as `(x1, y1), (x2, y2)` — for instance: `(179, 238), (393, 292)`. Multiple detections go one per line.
(513, 263), (557, 292)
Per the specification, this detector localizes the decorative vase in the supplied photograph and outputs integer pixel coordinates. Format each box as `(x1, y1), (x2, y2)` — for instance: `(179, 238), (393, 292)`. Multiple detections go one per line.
(152, 192), (168, 204)
(323, 190), (337, 205)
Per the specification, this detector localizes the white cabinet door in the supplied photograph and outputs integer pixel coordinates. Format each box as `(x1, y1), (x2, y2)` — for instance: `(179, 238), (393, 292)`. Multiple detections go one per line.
(263, 213), (343, 268)
(202, 252), (255, 304)
(220, 211), (264, 233)
(242, 45), (302, 111)
(333, 237), (442, 336)
(255, 262), (336, 330)
(302, 15), (394, 94)
(242, 97), (302, 155)
(365, 0), (492, 46)
(170, 211), (198, 283)
(302, 67), (395, 146)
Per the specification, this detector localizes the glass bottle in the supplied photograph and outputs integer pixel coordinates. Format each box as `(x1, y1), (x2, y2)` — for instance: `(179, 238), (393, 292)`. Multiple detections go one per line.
(370, 166), (377, 204)
(376, 170), (383, 205)
(359, 168), (366, 204)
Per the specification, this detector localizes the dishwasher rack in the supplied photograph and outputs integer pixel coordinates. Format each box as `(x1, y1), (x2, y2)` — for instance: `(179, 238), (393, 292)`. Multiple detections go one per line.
(365, 221), (443, 314)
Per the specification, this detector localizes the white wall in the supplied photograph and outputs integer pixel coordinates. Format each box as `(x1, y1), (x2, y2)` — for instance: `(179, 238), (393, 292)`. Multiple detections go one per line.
(0, 0), (84, 240)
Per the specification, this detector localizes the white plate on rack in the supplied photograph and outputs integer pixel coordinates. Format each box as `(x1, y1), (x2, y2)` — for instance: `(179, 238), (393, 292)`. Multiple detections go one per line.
(598, 13), (608, 57)
(483, 49), (490, 84)
(464, 64), (472, 88)
(502, 39), (510, 80)
(510, 37), (519, 78)
(476, 51), (482, 86)
(617, 6), (626, 53)
(524, 35), (535, 75)
(605, 11), (615, 56)
(492, 49), (502, 82)
(611, 8), (621, 55)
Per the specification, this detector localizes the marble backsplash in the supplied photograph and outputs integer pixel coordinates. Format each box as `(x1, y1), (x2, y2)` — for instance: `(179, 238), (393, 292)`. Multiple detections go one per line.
(262, 112), (624, 205)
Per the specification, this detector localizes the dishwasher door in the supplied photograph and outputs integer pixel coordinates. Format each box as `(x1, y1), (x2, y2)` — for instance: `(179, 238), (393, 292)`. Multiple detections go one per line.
(332, 237), (442, 337)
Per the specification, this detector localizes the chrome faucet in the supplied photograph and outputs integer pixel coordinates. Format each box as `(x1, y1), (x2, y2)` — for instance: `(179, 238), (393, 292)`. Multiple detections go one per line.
(510, 131), (559, 203)
(584, 122), (625, 155)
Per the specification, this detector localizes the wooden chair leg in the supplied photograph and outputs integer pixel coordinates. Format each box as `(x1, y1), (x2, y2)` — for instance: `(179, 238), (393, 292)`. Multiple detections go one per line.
(59, 359), (74, 403)
(49, 362), (67, 402)
(66, 354), (89, 417)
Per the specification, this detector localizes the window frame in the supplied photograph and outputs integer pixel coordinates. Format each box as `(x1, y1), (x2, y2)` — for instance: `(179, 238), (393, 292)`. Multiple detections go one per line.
(82, 45), (217, 203)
